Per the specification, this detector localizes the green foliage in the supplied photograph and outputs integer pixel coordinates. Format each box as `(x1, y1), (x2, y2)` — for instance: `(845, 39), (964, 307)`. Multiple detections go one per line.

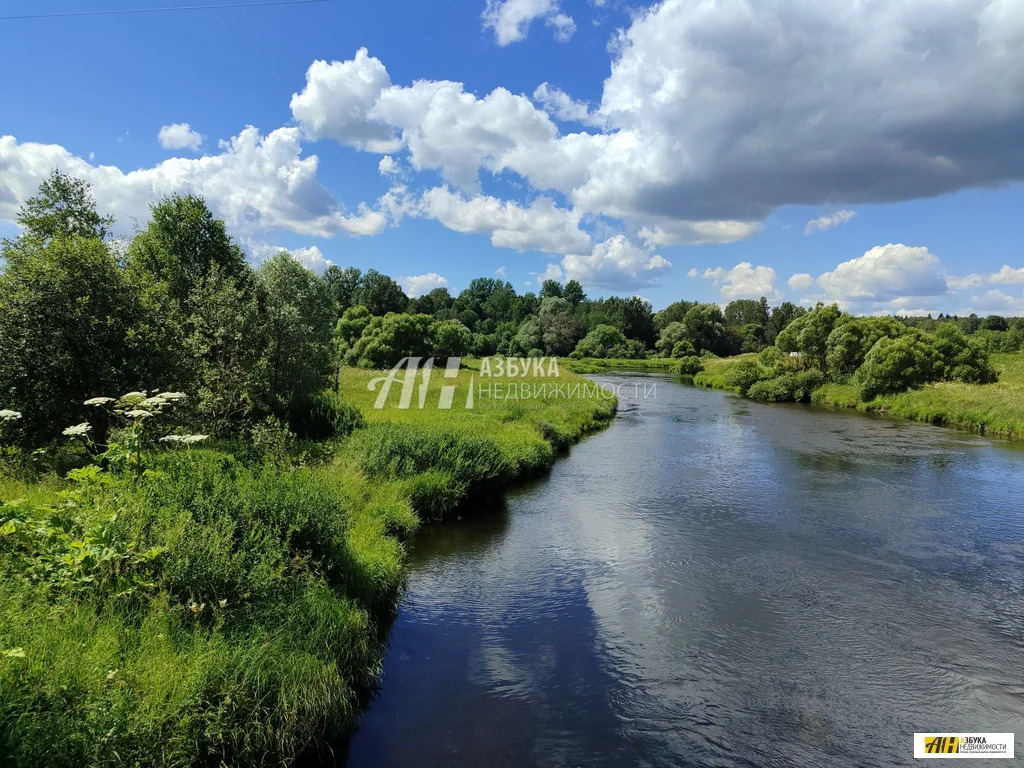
(345, 313), (432, 368)
(722, 359), (765, 396)
(681, 303), (734, 356)
(931, 325), (997, 383)
(825, 316), (907, 378)
(671, 355), (704, 376)
(14, 170), (113, 243)
(429, 319), (472, 359)
(857, 333), (943, 400)
(775, 303), (845, 370)
(571, 325), (645, 359)
(357, 269), (408, 315)
(538, 297), (585, 356)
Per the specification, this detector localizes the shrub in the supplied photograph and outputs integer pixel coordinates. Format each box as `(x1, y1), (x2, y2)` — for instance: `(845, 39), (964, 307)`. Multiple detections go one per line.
(747, 374), (797, 402)
(858, 333), (943, 400)
(672, 355), (704, 376)
(932, 325), (997, 384)
(722, 359), (765, 395)
(571, 324), (645, 359)
(288, 390), (365, 440)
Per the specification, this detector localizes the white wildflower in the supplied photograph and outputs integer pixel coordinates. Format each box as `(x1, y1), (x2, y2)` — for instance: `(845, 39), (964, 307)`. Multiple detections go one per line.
(0, 410), (22, 423)
(117, 391), (148, 407)
(83, 397), (116, 407)
(122, 409), (153, 419)
(62, 423), (92, 437)
(159, 434), (210, 445)
(156, 392), (187, 402)
(141, 396), (169, 410)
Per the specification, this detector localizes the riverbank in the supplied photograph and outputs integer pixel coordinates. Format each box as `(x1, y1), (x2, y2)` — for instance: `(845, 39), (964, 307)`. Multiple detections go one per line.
(0, 365), (614, 767)
(693, 352), (1024, 440)
(562, 357), (678, 374)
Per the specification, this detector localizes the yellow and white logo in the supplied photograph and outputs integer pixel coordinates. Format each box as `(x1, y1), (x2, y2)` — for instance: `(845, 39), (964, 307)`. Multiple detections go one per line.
(914, 733), (1014, 759)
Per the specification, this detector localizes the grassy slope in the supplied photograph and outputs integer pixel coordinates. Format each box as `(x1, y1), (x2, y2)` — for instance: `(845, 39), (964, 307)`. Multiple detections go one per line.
(561, 357), (678, 374)
(692, 352), (1024, 440)
(0, 364), (613, 767)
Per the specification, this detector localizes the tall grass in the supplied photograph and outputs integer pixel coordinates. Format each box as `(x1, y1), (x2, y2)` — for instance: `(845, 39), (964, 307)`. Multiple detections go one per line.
(1, 362), (614, 765)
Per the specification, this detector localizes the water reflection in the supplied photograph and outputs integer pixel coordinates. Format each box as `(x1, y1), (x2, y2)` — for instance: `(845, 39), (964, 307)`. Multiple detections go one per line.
(346, 374), (1024, 767)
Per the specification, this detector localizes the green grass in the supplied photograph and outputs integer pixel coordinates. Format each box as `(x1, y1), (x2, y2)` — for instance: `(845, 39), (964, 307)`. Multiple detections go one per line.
(692, 352), (1024, 441)
(561, 357), (677, 374)
(0, 363), (614, 766)
(812, 353), (1024, 439)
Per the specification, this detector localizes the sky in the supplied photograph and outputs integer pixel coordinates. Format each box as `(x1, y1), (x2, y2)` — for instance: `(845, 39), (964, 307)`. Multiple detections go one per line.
(1, 0), (1023, 315)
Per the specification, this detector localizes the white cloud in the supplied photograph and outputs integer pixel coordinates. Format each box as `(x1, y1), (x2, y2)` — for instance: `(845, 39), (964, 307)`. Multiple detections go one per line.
(557, 235), (671, 290)
(289, 49), (400, 152)
(401, 272), (448, 297)
(949, 264), (1024, 289)
(787, 272), (814, 291)
(0, 129), (390, 239)
(157, 123), (203, 152)
(638, 220), (761, 246)
(482, 0), (575, 46)
(411, 186), (591, 254)
(815, 244), (947, 302)
(700, 262), (779, 301)
(804, 209), (856, 235)
(495, 265), (507, 276)
(536, 263), (565, 284)
(378, 155), (402, 177)
(966, 288), (1024, 314)
(245, 242), (333, 272)
(533, 82), (593, 123)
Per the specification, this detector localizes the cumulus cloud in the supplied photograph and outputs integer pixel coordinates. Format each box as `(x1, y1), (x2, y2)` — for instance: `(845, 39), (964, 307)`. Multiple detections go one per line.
(410, 186), (591, 254)
(815, 244), (948, 302)
(700, 262), (779, 301)
(0, 129), (390, 239)
(482, 0), (575, 46)
(495, 265), (507, 276)
(247, 242), (333, 272)
(157, 123), (203, 152)
(787, 272), (814, 291)
(948, 264), (1024, 290)
(805, 209), (856, 235)
(556, 234), (671, 290)
(289, 49), (400, 152)
(378, 155), (402, 177)
(400, 272), (448, 297)
(966, 288), (1024, 314)
(532, 83), (592, 123)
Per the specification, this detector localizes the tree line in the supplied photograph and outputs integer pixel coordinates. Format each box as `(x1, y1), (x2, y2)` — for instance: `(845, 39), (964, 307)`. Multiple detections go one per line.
(2, 172), (1021, 446)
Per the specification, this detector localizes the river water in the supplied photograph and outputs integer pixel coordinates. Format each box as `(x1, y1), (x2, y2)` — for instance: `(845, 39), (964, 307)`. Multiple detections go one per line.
(346, 373), (1024, 767)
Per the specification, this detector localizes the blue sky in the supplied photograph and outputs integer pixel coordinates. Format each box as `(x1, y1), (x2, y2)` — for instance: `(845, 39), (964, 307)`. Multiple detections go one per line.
(2, 0), (1023, 314)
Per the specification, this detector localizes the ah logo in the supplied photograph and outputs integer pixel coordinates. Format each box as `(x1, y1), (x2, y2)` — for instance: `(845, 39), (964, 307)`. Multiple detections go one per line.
(368, 357), (473, 410)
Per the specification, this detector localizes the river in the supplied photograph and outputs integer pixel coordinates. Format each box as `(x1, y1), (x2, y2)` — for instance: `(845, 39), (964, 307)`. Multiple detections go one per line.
(346, 373), (1024, 767)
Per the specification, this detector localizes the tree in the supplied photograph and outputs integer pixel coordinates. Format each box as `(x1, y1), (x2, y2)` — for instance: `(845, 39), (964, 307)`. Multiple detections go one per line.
(724, 298), (769, 328)
(347, 313), (433, 368)
(430, 319), (472, 359)
(858, 333), (943, 399)
(538, 297), (585, 356)
(511, 316), (543, 356)
(775, 304), (845, 370)
(825, 316), (906, 378)
(655, 322), (692, 357)
(323, 266), (362, 316)
(570, 325), (645, 359)
(681, 304), (731, 355)
(980, 314), (1009, 332)
(932, 325), (997, 383)
(766, 302), (806, 345)
(127, 194), (247, 305)
(654, 301), (696, 333)
(540, 279), (564, 299)
(358, 269), (408, 315)
(0, 236), (142, 443)
(563, 280), (587, 306)
(15, 169), (113, 243)
(258, 253), (335, 410)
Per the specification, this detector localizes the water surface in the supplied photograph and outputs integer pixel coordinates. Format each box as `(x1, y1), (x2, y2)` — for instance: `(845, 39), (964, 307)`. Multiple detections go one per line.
(347, 374), (1024, 767)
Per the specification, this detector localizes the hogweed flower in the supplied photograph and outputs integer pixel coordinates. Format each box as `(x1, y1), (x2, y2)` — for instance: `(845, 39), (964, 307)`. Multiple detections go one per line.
(0, 410), (22, 423)
(83, 397), (115, 407)
(62, 422), (92, 437)
(159, 434), (210, 445)
(121, 409), (153, 420)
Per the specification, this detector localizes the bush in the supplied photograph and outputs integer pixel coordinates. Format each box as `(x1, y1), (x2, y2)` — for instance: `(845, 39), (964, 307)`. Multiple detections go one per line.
(747, 374), (797, 402)
(571, 324), (645, 359)
(672, 355), (704, 376)
(933, 325), (997, 384)
(722, 359), (765, 395)
(858, 334), (943, 400)
(288, 390), (365, 440)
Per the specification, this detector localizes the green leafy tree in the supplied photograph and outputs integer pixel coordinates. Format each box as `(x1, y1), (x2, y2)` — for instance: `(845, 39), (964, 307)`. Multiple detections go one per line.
(538, 297), (585, 356)
(563, 280), (587, 307)
(348, 313), (433, 368)
(775, 304), (845, 370)
(540, 279), (564, 299)
(655, 322), (690, 357)
(825, 316), (907, 378)
(358, 269), (408, 315)
(932, 325), (997, 383)
(258, 253), (335, 409)
(429, 319), (472, 360)
(858, 333), (943, 400)
(724, 298), (769, 328)
(681, 304), (732, 355)
(0, 236), (143, 443)
(14, 169), (113, 243)
(654, 301), (696, 333)
(511, 316), (544, 356)
(570, 325), (645, 359)
(766, 301), (806, 345)
(323, 266), (362, 315)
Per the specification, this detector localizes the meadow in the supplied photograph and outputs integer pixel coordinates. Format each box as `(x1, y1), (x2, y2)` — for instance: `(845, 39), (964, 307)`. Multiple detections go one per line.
(693, 352), (1024, 441)
(0, 364), (614, 767)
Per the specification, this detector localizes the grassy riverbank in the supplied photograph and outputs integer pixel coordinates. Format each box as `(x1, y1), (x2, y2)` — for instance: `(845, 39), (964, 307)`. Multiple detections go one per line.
(694, 352), (1024, 440)
(562, 357), (678, 374)
(0, 365), (613, 767)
